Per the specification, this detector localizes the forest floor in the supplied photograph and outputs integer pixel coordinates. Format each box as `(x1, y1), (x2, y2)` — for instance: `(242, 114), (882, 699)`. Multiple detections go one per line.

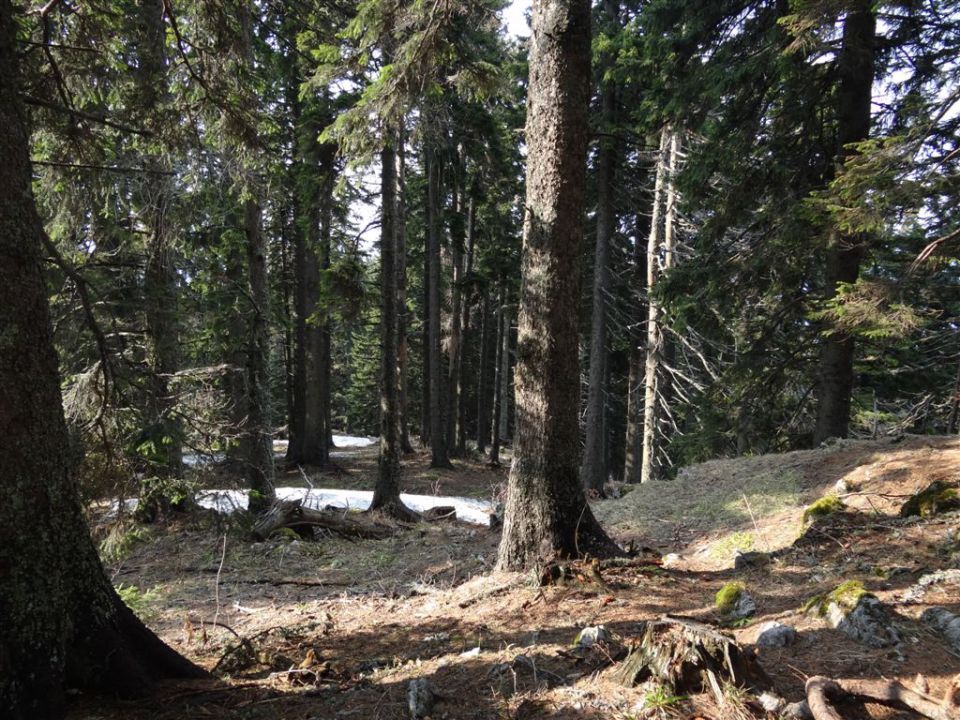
(72, 435), (960, 720)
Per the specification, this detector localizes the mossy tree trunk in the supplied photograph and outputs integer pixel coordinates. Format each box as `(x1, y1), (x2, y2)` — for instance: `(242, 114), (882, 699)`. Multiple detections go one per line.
(0, 5), (206, 715)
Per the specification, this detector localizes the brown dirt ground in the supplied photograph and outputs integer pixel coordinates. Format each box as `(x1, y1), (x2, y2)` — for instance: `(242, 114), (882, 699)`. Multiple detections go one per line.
(71, 436), (960, 720)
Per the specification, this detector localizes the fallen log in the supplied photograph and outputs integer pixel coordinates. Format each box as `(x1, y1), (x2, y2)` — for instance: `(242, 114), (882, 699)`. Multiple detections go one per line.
(252, 499), (396, 541)
(805, 674), (960, 720)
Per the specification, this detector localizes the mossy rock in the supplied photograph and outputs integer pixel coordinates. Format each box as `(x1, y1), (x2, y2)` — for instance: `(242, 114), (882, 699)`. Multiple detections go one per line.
(900, 480), (960, 518)
(801, 494), (845, 526)
(715, 581), (746, 615)
(803, 580), (870, 617)
(803, 581), (900, 648)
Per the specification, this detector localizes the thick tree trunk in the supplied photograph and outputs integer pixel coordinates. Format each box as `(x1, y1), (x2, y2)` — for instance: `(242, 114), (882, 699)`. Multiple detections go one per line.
(814, 2), (875, 444)
(426, 147), (451, 467)
(0, 8), (206, 714)
(581, 0), (620, 493)
(496, 0), (619, 570)
(370, 137), (416, 520)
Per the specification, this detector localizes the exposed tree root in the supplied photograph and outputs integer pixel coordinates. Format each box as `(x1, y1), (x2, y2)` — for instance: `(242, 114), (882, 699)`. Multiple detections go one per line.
(805, 674), (960, 720)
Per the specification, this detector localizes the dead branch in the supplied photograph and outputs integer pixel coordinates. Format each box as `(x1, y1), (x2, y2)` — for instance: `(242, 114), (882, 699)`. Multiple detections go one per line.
(252, 499), (396, 541)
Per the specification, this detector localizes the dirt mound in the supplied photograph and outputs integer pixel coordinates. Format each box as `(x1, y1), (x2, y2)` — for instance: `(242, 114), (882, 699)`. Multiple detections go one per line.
(594, 434), (960, 570)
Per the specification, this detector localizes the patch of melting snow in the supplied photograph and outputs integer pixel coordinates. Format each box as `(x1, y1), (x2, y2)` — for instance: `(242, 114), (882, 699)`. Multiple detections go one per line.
(182, 434), (376, 467)
(109, 487), (493, 526)
(195, 488), (492, 526)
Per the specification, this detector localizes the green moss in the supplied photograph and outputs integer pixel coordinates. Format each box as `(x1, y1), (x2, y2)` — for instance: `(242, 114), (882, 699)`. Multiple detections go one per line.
(715, 581), (746, 614)
(801, 494), (845, 525)
(803, 580), (871, 617)
(900, 481), (960, 518)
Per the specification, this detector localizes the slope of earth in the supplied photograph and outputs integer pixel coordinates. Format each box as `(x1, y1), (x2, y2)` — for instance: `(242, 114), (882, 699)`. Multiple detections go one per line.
(71, 436), (960, 720)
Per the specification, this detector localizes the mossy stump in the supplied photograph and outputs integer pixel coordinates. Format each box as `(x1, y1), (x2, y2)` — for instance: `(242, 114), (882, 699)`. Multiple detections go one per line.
(615, 615), (773, 703)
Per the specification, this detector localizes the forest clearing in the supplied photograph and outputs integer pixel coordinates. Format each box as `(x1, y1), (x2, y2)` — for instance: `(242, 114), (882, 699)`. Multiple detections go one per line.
(3, 0), (960, 718)
(71, 435), (960, 719)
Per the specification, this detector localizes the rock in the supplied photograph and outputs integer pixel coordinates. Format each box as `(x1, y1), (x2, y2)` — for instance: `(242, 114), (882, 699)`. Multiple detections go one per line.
(921, 607), (960, 653)
(734, 551), (771, 571)
(715, 581), (757, 619)
(834, 478), (849, 494)
(900, 480), (960, 518)
(757, 691), (785, 713)
(407, 678), (435, 719)
(574, 625), (610, 648)
(827, 596), (900, 648)
(731, 592), (757, 619)
(784, 700), (813, 720)
(902, 568), (960, 602)
(806, 581), (900, 648)
(661, 553), (683, 568)
(755, 621), (796, 648)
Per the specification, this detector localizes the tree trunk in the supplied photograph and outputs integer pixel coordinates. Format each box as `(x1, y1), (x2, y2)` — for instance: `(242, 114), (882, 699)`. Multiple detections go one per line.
(302, 141), (335, 466)
(397, 131), (415, 454)
(489, 281), (506, 465)
(457, 194), (476, 454)
(476, 288), (492, 453)
(446, 157), (465, 456)
(0, 8), (206, 714)
(137, 0), (181, 478)
(426, 146), (451, 467)
(496, 0), (619, 570)
(370, 136), (416, 520)
(497, 292), (511, 443)
(244, 197), (276, 510)
(814, 2), (876, 444)
(623, 195), (650, 483)
(640, 127), (672, 484)
(581, 0), (620, 493)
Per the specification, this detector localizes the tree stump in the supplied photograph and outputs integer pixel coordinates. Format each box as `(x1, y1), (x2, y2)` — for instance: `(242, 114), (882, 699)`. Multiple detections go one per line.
(615, 615), (773, 703)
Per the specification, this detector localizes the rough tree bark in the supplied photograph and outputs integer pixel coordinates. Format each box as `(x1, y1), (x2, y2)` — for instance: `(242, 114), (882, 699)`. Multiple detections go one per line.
(581, 0), (620, 494)
(0, 5), (206, 714)
(814, 2), (876, 444)
(496, 0), (620, 570)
